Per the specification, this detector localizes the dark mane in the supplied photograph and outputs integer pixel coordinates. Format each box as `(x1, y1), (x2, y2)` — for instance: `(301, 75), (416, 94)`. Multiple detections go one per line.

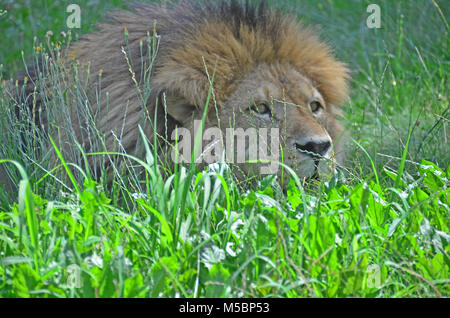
(207, 0), (284, 43)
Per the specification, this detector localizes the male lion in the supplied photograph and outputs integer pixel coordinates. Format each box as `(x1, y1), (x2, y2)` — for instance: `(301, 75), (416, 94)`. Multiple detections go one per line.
(1, 0), (350, 189)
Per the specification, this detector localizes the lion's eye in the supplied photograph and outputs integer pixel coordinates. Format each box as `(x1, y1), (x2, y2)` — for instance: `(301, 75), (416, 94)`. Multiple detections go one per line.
(249, 103), (271, 117)
(309, 100), (323, 113)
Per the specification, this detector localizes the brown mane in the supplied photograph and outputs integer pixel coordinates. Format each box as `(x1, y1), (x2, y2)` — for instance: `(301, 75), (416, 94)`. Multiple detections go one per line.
(75, 0), (349, 109)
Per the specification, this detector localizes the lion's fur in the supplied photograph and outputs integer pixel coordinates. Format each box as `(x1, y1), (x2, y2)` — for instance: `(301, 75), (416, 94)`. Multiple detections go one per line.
(1, 0), (350, 188)
(66, 0), (349, 150)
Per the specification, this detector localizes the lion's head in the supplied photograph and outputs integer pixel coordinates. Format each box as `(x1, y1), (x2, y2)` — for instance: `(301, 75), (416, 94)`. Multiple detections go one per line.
(145, 0), (350, 183)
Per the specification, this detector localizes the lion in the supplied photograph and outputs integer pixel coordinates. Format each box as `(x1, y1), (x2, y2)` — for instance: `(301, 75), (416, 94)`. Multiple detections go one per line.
(1, 0), (350, 190)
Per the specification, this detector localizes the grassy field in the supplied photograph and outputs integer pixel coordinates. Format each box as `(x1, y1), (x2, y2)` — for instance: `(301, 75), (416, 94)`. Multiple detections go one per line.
(0, 0), (448, 297)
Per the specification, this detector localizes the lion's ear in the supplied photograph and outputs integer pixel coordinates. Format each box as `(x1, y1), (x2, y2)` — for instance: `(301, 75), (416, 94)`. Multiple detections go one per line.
(161, 92), (202, 127)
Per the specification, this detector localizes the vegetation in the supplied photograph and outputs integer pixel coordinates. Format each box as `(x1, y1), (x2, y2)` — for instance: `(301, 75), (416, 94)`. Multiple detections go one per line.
(0, 0), (448, 297)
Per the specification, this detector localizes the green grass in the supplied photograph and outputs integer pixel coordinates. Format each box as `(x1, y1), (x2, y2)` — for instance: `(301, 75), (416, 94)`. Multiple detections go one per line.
(0, 0), (448, 297)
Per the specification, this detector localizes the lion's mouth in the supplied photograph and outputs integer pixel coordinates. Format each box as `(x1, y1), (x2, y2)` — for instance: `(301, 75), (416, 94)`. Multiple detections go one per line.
(310, 156), (335, 180)
(311, 159), (321, 179)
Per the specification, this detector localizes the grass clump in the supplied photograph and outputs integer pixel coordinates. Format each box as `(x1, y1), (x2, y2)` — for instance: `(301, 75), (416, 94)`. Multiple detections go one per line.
(0, 154), (448, 297)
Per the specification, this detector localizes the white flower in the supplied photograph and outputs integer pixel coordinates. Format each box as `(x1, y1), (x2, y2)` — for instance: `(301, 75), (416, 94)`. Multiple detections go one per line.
(370, 189), (387, 206)
(201, 245), (225, 270)
(226, 242), (238, 257)
(255, 192), (279, 208)
(257, 214), (268, 224)
(230, 219), (245, 232)
(335, 234), (342, 246)
(309, 197), (318, 208)
(48, 261), (58, 268)
(200, 231), (211, 241)
(124, 258), (133, 266)
(399, 191), (408, 199)
(84, 252), (103, 268)
(131, 193), (147, 200)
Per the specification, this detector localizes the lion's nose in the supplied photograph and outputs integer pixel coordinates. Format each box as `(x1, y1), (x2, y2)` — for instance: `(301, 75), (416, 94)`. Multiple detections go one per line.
(295, 140), (331, 157)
